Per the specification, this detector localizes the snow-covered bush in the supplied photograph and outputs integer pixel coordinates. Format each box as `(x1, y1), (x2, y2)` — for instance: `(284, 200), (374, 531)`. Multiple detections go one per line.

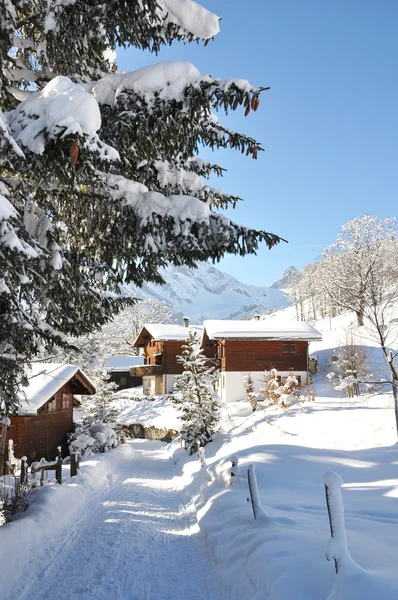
(276, 375), (302, 408)
(243, 373), (257, 411)
(259, 369), (303, 408)
(68, 418), (124, 458)
(0, 477), (32, 526)
(260, 369), (281, 405)
(327, 330), (370, 396)
(172, 331), (220, 455)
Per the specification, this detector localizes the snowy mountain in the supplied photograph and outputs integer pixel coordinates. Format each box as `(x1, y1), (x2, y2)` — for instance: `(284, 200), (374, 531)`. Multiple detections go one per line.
(271, 264), (298, 289)
(127, 262), (290, 323)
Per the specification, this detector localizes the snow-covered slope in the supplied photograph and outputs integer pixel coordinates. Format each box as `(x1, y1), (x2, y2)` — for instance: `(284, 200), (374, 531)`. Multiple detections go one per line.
(127, 262), (289, 322)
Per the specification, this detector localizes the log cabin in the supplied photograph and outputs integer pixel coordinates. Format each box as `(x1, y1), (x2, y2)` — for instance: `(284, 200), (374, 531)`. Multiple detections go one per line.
(6, 363), (95, 464)
(105, 355), (144, 390)
(201, 320), (322, 403)
(133, 323), (203, 395)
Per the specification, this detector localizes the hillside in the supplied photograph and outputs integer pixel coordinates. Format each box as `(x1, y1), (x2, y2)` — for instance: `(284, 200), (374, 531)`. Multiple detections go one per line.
(127, 262), (290, 322)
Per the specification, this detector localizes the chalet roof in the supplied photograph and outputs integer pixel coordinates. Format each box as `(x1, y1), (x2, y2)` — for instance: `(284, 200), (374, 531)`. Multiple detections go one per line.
(134, 323), (202, 346)
(105, 355), (144, 372)
(18, 363), (95, 415)
(202, 320), (322, 342)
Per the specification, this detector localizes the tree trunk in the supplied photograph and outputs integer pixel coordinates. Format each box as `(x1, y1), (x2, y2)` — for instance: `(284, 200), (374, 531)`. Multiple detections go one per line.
(387, 351), (398, 438)
(355, 310), (364, 327)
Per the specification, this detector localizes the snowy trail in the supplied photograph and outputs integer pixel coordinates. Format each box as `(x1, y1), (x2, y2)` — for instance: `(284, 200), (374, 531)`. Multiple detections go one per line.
(19, 441), (227, 600)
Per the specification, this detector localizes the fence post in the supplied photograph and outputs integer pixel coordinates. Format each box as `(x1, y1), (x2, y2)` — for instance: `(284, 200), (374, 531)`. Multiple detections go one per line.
(247, 464), (267, 521)
(70, 452), (79, 478)
(55, 447), (62, 485)
(324, 471), (354, 575)
(20, 456), (27, 484)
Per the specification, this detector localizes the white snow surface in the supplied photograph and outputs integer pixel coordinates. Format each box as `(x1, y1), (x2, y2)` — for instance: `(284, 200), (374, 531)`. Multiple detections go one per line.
(203, 318), (322, 341)
(9, 76), (101, 153)
(105, 355), (144, 371)
(18, 363), (93, 414)
(5, 442), (225, 600)
(92, 61), (201, 105)
(136, 322), (202, 343)
(163, 0), (220, 39)
(113, 391), (182, 431)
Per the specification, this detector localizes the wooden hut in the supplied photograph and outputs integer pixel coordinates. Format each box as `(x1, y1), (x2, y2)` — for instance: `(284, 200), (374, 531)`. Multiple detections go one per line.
(5, 363), (95, 465)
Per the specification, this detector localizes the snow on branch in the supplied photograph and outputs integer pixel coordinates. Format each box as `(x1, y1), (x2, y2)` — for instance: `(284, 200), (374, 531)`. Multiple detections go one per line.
(8, 77), (119, 160)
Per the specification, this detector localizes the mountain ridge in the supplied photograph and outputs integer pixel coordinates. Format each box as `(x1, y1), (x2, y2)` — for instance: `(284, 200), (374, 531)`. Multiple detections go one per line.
(127, 262), (291, 323)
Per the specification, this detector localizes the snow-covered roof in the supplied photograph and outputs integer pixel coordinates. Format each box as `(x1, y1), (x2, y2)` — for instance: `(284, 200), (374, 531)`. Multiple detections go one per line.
(135, 323), (203, 345)
(18, 363), (94, 415)
(105, 356), (145, 372)
(202, 320), (322, 342)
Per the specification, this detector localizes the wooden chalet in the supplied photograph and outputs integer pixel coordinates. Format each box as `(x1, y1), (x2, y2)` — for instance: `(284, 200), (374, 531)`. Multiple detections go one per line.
(5, 363), (95, 465)
(202, 320), (322, 402)
(105, 355), (144, 390)
(133, 322), (203, 395)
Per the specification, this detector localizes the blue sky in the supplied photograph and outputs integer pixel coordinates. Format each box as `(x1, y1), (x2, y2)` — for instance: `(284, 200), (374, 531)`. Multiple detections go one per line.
(118, 0), (397, 286)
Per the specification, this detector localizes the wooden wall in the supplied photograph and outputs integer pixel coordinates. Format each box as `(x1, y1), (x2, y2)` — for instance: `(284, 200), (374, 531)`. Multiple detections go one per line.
(9, 381), (75, 464)
(144, 340), (187, 374)
(219, 340), (308, 372)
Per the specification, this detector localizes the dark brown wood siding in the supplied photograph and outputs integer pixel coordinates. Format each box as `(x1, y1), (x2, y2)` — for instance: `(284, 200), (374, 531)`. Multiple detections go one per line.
(24, 382), (74, 463)
(222, 340), (309, 372)
(162, 341), (186, 374)
(6, 416), (25, 459)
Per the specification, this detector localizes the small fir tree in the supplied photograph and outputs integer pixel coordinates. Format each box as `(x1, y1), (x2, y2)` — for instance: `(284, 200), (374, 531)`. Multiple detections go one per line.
(172, 332), (219, 455)
(82, 364), (119, 423)
(243, 373), (257, 411)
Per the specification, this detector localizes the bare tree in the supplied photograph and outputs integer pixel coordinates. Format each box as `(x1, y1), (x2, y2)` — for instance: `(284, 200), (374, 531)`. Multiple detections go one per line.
(319, 216), (397, 327)
(361, 249), (398, 434)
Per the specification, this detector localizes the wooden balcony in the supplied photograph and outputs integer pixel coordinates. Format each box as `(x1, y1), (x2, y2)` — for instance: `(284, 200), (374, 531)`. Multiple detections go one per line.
(130, 365), (164, 378)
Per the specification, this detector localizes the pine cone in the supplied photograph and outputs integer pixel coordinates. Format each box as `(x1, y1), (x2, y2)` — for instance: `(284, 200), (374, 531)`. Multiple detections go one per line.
(70, 139), (79, 166)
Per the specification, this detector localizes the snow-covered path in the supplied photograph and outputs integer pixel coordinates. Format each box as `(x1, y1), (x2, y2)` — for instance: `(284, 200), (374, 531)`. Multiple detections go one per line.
(19, 441), (226, 600)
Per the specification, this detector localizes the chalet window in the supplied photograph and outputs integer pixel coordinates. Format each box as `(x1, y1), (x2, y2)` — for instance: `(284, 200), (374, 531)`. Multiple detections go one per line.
(62, 394), (71, 409)
(119, 376), (127, 386)
(282, 342), (296, 354)
(48, 398), (56, 412)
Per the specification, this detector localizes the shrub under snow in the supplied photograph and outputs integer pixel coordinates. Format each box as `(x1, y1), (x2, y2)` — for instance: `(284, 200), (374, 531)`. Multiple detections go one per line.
(68, 418), (124, 458)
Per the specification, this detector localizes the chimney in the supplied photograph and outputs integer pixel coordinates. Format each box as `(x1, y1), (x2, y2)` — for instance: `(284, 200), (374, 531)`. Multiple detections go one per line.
(253, 314), (261, 321)
(183, 317), (189, 328)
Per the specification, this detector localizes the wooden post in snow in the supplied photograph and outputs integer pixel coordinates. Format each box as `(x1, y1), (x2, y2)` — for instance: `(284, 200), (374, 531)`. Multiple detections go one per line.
(247, 464), (264, 521)
(55, 447), (62, 485)
(70, 452), (79, 478)
(20, 456), (27, 484)
(324, 471), (356, 575)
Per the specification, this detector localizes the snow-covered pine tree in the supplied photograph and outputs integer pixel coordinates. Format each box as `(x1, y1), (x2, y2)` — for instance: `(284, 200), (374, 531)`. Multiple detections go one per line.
(172, 331), (219, 454)
(82, 363), (120, 423)
(0, 1), (283, 416)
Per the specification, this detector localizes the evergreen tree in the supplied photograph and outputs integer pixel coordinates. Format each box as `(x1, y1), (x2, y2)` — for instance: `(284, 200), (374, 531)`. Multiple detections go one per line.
(0, 1), (282, 416)
(172, 331), (219, 454)
(82, 363), (120, 423)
